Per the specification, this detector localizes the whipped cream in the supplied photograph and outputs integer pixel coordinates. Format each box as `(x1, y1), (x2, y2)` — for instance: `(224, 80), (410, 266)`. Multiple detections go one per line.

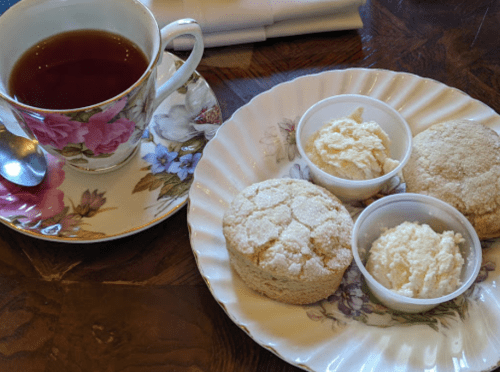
(305, 107), (399, 180)
(366, 221), (465, 299)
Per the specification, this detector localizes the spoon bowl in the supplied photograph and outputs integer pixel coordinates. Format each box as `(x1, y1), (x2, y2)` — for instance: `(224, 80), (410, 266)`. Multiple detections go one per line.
(0, 122), (47, 186)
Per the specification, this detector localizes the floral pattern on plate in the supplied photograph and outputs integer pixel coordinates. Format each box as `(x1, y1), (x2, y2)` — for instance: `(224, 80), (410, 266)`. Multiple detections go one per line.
(307, 258), (496, 332)
(0, 52), (222, 242)
(188, 68), (500, 372)
(133, 67), (221, 217)
(260, 115), (496, 333)
(0, 163), (113, 240)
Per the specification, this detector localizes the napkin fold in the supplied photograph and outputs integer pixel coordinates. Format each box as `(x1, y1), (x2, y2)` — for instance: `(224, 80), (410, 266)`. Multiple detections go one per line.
(140, 0), (366, 50)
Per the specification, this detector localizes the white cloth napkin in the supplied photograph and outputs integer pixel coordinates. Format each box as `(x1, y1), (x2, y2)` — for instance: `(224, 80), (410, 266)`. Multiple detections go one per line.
(140, 0), (366, 50)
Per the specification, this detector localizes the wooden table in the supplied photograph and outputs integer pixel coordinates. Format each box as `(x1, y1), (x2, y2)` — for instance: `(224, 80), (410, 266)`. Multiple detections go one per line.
(1, 0), (500, 371)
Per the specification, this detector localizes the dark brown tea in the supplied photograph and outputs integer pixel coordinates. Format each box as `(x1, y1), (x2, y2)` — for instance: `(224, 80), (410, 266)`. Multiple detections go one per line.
(8, 29), (149, 110)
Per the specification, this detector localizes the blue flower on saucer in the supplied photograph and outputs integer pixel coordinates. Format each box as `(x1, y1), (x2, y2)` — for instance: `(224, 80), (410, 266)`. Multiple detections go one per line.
(168, 152), (202, 181)
(142, 144), (178, 174)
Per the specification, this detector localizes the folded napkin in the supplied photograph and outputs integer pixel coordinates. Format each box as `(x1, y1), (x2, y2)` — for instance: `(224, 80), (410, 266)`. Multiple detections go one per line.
(139, 0), (366, 50)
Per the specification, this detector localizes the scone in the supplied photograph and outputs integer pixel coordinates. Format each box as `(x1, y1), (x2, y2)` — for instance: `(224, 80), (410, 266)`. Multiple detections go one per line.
(222, 178), (353, 305)
(403, 119), (500, 239)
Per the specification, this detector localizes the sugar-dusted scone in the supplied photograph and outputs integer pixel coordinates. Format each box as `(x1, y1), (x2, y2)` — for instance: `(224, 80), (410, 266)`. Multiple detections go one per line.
(222, 178), (353, 305)
(403, 119), (500, 239)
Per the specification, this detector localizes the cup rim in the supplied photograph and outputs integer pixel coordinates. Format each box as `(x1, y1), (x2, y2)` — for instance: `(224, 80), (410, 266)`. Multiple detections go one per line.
(0, 0), (162, 114)
(351, 193), (483, 306)
(296, 94), (413, 186)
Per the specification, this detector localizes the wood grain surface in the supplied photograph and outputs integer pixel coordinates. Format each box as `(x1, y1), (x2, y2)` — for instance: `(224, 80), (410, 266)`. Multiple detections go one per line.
(1, 0), (500, 371)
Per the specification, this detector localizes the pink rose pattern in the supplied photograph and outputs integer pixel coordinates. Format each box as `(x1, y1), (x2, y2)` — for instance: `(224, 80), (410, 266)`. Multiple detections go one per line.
(83, 98), (136, 155)
(20, 112), (88, 149)
(19, 97), (136, 156)
(0, 154), (65, 221)
(0, 153), (114, 239)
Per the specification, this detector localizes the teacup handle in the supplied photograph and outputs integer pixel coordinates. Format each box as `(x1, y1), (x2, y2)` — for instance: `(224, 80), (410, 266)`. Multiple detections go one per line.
(153, 19), (204, 112)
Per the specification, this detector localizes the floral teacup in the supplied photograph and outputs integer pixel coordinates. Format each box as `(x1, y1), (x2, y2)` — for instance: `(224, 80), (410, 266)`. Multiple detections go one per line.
(0, 0), (204, 173)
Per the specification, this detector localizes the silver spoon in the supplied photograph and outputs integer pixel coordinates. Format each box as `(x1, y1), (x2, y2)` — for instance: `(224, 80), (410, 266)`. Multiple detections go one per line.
(0, 120), (47, 186)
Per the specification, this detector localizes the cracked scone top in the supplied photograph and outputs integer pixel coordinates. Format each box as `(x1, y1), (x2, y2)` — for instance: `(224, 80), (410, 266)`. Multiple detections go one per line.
(403, 120), (500, 239)
(222, 178), (353, 305)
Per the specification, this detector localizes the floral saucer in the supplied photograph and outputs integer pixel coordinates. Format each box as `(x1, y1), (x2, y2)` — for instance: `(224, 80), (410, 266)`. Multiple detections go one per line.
(0, 52), (222, 243)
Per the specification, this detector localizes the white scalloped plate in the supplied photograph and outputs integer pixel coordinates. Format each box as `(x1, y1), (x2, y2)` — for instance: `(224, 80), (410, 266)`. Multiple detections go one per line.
(187, 69), (500, 372)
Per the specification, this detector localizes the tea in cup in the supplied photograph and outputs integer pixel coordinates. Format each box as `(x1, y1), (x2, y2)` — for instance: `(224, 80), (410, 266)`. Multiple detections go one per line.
(0, 0), (204, 173)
